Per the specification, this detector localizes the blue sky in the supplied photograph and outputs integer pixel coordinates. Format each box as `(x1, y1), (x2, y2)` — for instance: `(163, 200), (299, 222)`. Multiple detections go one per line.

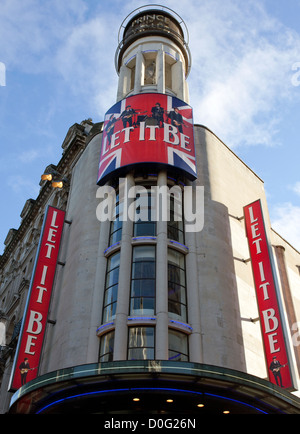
(0, 0), (300, 253)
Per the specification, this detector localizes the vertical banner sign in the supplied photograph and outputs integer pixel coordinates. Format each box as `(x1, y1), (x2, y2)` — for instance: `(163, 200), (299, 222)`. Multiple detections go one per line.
(97, 92), (196, 185)
(244, 200), (294, 389)
(9, 206), (65, 391)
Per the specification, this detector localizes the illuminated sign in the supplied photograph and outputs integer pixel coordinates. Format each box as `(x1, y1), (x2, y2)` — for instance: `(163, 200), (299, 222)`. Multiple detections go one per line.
(97, 93), (196, 185)
(244, 200), (294, 389)
(9, 206), (65, 391)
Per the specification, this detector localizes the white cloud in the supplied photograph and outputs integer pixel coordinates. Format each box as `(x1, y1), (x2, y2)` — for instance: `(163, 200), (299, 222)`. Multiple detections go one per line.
(291, 182), (300, 197)
(7, 175), (40, 198)
(271, 202), (300, 252)
(18, 149), (39, 163)
(182, 0), (300, 148)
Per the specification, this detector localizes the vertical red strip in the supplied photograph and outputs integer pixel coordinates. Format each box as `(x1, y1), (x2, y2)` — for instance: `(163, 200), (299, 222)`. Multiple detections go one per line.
(9, 206), (65, 391)
(244, 200), (293, 389)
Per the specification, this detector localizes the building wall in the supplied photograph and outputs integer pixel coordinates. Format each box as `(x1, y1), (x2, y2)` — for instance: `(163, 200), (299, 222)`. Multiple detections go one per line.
(1, 119), (300, 413)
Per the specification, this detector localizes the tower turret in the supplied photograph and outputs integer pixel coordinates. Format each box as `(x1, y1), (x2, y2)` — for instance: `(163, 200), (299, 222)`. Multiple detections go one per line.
(115, 5), (191, 103)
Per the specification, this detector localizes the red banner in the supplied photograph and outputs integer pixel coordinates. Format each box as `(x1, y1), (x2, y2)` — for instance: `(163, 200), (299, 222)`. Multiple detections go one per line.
(97, 93), (196, 185)
(244, 200), (293, 389)
(9, 206), (65, 391)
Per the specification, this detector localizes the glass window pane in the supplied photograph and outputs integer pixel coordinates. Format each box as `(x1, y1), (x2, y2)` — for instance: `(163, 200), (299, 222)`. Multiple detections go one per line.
(168, 350), (188, 362)
(131, 279), (155, 297)
(168, 264), (185, 286)
(168, 301), (186, 321)
(128, 348), (154, 360)
(107, 251), (120, 270)
(128, 327), (155, 360)
(168, 249), (185, 268)
(132, 261), (155, 279)
(99, 331), (114, 361)
(104, 285), (118, 305)
(134, 222), (156, 237)
(132, 245), (155, 261)
(105, 268), (120, 287)
(130, 297), (155, 315)
(168, 283), (186, 304)
(128, 327), (154, 348)
(102, 302), (117, 322)
(168, 330), (188, 361)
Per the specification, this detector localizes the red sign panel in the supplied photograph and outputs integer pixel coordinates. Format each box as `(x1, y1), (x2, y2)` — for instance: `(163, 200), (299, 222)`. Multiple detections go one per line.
(9, 206), (65, 391)
(97, 93), (196, 185)
(244, 200), (293, 389)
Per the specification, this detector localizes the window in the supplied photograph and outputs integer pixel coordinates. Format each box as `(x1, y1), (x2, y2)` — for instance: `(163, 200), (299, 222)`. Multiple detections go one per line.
(99, 331), (114, 362)
(128, 326), (155, 360)
(108, 192), (122, 246)
(168, 330), (188, 361)
(167, 191), (184, 244)
(133, 186), (156, 237)
(130, 246), (155, 315)
(168, 249), (187, 321)
(102, 252), (120, 323)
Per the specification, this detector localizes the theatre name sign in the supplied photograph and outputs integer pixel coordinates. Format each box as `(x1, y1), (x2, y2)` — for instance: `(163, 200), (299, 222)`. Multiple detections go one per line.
(244, 200), (294, 389)
(9, 206), (65, 391)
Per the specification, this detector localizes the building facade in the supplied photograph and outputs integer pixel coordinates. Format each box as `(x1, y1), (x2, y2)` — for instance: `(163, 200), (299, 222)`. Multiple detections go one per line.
(1, 6), (300, 414)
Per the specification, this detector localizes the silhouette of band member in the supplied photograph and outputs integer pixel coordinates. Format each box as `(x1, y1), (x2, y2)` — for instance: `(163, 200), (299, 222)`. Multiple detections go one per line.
(151, 102), (164, 127)
(269, 356), (287, 388)
(120, 105), (136, 128)
(105, 114), (118, 144)
(19, 358), (31, 386)
(168, 107), (184, 133)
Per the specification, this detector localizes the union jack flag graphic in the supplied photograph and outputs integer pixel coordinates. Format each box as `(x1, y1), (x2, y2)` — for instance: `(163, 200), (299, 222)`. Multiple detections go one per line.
(97, 93), (197, 185)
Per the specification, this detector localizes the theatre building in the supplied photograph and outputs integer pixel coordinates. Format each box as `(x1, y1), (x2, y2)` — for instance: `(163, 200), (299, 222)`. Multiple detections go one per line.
(1, 6), (300, 414)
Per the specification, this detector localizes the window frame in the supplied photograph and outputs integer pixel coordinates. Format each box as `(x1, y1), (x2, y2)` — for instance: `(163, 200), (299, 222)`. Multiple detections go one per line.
(167, 248), (187, 322)
(130, 245), (156, 316)
(168, 329), (189, 362)
(99, 330), (115, 362)
(127, 326), (155, 360)
(102, 251), (120, 323)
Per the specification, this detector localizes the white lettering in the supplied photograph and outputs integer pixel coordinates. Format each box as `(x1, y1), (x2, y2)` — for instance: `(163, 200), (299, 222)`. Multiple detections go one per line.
(268, 332), (280, 354)
(184, 186), (204, 233)
(122, 126), (134, 143)
(147, 125), (159, 140)
(111, 131), (121, 149)
(96, 186), (116, 222)
(259, 282), (270, 300)
(139, 121), (145, 140)
(25, 335), (38, 355)
(252, 238), (262, 254)
(258, 261), (266, 282)
(164, 123), (180, 145)
(251, 222), (260, 239)
(36, 286), (47, 304)
(249, 206), (258, 223)
(27, 310), (43, 335)
(45, 243), (56, 258)
(262, 308), (278, 333)
(40, 265), (48, 285)
(47, 227), (57, 243)
(50, 210), (59, 228)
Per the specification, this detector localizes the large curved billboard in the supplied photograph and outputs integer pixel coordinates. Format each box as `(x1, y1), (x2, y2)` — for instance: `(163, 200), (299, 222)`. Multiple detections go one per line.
(97, 93), (196, 185)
